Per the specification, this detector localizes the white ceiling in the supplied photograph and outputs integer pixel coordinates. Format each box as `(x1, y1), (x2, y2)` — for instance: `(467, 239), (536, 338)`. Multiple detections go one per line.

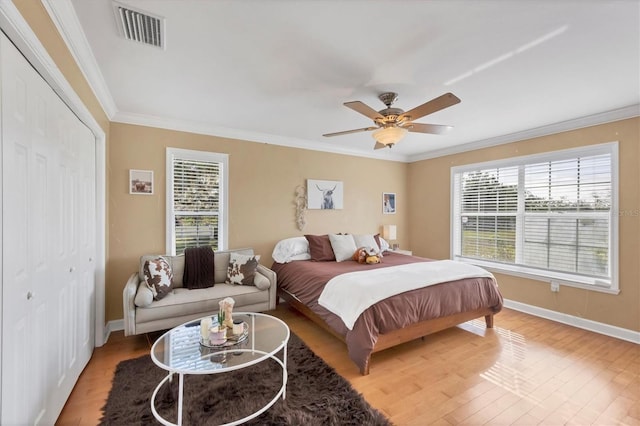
(47, 0), (639, 162)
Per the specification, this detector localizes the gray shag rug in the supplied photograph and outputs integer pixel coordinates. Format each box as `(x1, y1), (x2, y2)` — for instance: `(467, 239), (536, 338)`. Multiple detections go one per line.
(99, 332), (391, 425)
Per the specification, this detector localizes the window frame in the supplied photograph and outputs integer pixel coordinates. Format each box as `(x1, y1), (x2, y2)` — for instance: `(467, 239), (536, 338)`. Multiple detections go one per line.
(166, 147), (229, 255)
(450, 142), (619, 294)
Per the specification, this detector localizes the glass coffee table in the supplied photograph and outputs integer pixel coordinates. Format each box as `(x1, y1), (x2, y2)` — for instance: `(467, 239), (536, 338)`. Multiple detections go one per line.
(150, 312), (290, 426)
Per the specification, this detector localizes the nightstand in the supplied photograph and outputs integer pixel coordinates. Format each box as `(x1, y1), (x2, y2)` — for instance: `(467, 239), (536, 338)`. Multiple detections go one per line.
(389, 248), (412, 256)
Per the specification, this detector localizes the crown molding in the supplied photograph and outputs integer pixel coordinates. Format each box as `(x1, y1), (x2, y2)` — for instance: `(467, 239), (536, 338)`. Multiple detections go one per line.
(408, 104), (640, 163)
(112, 111), (411, 162)
(42, 0), (117, 118)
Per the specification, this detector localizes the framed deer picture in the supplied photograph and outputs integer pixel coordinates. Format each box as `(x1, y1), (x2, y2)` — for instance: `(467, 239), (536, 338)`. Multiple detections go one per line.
(307, 179), (343, 210)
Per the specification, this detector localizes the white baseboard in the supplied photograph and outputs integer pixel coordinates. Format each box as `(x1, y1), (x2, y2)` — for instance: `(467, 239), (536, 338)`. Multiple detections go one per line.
(103, 319), (124, 343)
(103, 307), (639, 346)
(503, 299), (640, 344)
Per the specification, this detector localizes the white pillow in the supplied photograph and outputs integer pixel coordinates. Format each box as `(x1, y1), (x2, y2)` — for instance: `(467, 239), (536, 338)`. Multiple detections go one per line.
(378, 237), (390, 252)
(288, 252), (311, 262)
(329, 234), (358, 262)
(272, 237), (310, 263)
(353, 234), (380, 253)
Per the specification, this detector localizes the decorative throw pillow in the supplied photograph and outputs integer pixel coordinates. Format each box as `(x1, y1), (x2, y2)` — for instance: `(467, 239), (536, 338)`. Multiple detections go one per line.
(143, 257), (173, 301)
(373, 233), (382, 251)
(329, 233), (358, 262)
(378, 236), (390, 252)
(226, 253), (261, 286)
(304, 234), (336, 261)
(353, 234), (381, 254)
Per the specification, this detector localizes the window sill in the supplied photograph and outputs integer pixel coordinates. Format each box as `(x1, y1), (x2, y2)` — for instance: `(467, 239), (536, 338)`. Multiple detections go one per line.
(454, 257), (619, 295)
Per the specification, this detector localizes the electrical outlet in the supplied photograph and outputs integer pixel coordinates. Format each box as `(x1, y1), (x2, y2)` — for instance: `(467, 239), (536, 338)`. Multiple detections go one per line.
(550, 281), (560, 292)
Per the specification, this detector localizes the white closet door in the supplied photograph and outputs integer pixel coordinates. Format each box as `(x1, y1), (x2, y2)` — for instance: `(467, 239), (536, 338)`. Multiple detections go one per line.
(1, 33), (95, 425)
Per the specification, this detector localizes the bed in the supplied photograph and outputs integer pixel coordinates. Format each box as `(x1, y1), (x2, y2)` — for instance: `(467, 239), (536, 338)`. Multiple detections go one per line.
(271, 236), (503, 375)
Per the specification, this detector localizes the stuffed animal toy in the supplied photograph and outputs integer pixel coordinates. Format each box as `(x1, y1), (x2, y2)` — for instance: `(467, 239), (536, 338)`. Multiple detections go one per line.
(365, 251), (381, 264)
(352, 246), (382, 264)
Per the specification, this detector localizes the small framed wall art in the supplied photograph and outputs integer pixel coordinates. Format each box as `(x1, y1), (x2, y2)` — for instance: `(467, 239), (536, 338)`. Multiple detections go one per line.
(129, 169), (154, 195)
(383, 192), (396, 214)
(307, 179), (344, 210)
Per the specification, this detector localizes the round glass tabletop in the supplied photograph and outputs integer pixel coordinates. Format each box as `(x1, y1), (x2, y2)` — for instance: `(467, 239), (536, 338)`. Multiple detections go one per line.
(150, 312), (290, 374)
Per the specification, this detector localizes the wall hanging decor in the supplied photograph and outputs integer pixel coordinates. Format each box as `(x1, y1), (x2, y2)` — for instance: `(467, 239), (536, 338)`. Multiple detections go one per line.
(130, 169), (154, 195)
(294, 184), (307, 230)
(307, 179), (344, 210)
(383, 192), (396, 214)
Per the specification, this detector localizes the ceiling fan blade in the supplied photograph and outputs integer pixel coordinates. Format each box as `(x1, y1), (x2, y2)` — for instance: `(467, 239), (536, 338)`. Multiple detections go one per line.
(374, 142), (388, 150)
(399, 92), (461, 122)
(323, 126), (378, 137)
(405, 123), (453, 135)
(344, 101), (385, 121)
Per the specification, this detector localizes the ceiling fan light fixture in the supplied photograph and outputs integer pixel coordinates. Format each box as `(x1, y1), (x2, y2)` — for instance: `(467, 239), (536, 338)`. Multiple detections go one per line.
(372, 127), (408, 146)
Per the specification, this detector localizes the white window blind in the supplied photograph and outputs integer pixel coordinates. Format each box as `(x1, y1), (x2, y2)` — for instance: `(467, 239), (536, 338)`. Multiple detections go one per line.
(166, 148), (228, 255)
(451, 143), (617, 291)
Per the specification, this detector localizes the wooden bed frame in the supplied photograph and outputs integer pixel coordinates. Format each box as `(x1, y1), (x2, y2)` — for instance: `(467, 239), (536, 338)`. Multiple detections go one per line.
(277, 288), (495, 375)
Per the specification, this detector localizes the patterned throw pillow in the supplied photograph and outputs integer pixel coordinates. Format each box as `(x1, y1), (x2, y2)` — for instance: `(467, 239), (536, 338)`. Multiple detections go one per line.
(226, 253), (261, 286)
(143, 257), (173, 300)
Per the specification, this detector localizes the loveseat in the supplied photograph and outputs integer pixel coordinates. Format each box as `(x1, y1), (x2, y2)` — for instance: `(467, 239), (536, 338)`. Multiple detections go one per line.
(123, 248), (276, 336)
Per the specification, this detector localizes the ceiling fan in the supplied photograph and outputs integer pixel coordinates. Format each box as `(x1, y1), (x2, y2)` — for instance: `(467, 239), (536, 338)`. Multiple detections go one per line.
(323, 92), (461, 149)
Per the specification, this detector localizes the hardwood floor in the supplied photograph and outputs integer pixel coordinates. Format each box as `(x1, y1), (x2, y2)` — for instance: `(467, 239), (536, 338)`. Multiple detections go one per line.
(56, 306), (639, 425)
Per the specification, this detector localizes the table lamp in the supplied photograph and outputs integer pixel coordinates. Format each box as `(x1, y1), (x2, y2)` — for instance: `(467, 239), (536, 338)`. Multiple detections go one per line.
(382, 224), (398, 250)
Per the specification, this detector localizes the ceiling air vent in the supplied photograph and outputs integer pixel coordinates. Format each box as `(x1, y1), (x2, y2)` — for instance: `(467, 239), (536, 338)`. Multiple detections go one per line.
(113, 2), (165, 49)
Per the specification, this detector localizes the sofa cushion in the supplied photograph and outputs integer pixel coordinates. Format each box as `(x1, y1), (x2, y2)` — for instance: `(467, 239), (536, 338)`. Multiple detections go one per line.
(135, 284), (267, 324)
(168, 255), (185, 288)
(143, 257), (173, 300)
(134, 285), (154, 307)
(253, 272), (270, 290)
(226, 253), (261, 286)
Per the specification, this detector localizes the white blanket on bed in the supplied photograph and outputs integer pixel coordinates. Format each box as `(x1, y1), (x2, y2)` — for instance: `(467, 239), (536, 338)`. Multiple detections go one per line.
(317, 260), (494, 330)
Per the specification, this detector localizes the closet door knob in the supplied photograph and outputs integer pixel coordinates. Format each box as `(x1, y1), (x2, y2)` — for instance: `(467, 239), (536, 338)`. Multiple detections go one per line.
(69, 266), (75, 273)
(27, 291), (34, 300)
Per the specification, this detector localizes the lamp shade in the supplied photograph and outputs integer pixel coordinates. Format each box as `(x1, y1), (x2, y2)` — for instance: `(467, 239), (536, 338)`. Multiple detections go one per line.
(372, 127), (408, 146)
(382, 224), (397, 240)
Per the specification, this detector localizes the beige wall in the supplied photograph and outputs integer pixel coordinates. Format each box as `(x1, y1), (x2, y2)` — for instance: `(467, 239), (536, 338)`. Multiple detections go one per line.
(108, 123), (408, 320)
(408, 118), (640, 331)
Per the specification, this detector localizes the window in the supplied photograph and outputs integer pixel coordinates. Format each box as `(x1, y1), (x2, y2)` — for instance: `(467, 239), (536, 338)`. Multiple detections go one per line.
(166, 148), (228, 255)
(451, 142), (618, 293)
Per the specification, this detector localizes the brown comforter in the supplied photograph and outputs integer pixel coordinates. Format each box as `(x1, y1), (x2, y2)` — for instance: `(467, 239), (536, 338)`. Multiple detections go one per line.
(272, 252), (503, 373)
